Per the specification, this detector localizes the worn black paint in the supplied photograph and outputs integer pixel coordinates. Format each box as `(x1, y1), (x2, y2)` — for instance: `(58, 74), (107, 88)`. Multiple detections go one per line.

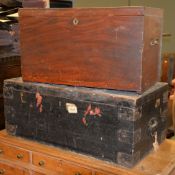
(3, 78), (168, 168)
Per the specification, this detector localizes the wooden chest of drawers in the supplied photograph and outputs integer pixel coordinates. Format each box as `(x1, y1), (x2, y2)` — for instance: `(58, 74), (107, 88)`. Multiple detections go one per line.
(0, 130), (175, 175)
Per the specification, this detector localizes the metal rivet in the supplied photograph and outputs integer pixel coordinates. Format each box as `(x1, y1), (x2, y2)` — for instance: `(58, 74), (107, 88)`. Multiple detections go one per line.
(73, 18), (79, 26)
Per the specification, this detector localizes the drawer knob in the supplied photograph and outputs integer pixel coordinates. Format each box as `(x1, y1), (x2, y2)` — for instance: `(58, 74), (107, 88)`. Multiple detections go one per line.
(17, 154), (24, 159)
(0, 149), (3, 154)
(75, 172), (82, 175)
(38, 160), (45, 166)
(0, 169), (5, 174)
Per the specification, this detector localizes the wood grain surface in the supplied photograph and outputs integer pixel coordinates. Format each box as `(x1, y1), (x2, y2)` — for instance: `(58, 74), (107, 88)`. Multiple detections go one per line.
(19, 7), (163, 93)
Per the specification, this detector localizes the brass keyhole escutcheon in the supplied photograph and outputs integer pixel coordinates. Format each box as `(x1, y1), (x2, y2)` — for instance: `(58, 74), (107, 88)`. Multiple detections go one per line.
(17, 154), (24, 159)
(75, 172), (82, 175)
(0, 169), (5, 175)
(73, 18), (79, 26)
(38, 160), (45, 166)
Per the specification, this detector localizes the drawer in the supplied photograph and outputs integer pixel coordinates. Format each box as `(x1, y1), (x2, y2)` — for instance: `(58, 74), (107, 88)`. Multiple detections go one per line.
(0, 162), (29, 175)
(62, 162), (92, 175)
(32, 152), (63, 173)
(0, 142), (30, 163)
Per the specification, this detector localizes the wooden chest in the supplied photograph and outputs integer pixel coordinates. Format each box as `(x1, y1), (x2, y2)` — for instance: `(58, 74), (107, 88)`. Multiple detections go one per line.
(3, 78), (168, 168)
(19, 7), (163, 93)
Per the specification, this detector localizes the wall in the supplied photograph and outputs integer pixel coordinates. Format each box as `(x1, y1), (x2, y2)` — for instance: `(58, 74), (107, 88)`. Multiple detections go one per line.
(74, 0), (174, 53)
(131, 0), (174, 53)
(75, 0), (128, 7)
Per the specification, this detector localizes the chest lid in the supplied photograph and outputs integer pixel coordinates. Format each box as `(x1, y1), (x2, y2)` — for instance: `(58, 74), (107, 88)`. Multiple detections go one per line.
(19, 6), (163, 17)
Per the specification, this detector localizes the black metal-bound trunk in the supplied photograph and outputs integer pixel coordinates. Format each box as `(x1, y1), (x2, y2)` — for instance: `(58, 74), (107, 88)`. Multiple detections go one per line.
(3, 78), (168, 168)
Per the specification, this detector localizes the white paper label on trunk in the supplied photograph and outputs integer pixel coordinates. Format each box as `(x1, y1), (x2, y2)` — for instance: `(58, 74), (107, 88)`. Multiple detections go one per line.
(66, 103), (78, 114)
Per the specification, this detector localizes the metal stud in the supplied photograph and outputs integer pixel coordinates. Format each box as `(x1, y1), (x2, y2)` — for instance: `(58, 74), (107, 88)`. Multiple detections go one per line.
(17, 154), (23, 159)
(38, 160), (45, 166)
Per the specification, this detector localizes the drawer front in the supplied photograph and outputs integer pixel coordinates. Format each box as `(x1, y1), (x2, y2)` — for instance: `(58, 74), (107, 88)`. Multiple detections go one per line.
(0, 162), (29, 175)
(62, 162), (92, 175)
(32, 152), (63, 173)
(0, 142), (30, 163)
